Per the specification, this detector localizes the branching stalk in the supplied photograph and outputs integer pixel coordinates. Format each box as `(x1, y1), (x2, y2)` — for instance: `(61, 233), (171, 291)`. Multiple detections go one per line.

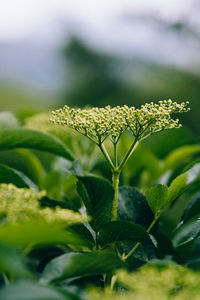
(99, 138), (140, 222)
(118, 138), (139, 171)
(98, 143), (114, 170)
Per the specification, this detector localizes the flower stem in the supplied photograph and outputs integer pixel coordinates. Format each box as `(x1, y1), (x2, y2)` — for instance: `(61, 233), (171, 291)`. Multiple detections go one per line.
(111, 170), (120, 221)
(99, 138), (139, 222)
(123, 216), (159, 261)
(114, 142), (117, 168)
(118, 138), (139, 172)
(99, 143), (114, 169)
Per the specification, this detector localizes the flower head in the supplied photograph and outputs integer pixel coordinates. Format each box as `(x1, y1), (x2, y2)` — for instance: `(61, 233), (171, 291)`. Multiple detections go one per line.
(50, 100), (190, 144)
(0, 183), (86, 226)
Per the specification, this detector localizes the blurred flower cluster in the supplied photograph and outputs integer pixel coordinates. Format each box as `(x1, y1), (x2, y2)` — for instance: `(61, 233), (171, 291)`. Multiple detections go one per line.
(0, 183), (86, 226)
(90, 264), (200, 300)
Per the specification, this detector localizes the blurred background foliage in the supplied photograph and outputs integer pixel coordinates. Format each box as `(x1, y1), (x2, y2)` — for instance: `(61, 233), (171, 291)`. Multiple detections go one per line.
(60, 36), (200, 135)
(1, 2), (200, 297)
(0, 0), (200, 136)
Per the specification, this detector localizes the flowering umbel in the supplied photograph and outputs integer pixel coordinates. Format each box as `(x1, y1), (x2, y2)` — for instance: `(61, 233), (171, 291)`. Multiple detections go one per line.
(51, 100), (190, 221)
(50, 100), (190, 144)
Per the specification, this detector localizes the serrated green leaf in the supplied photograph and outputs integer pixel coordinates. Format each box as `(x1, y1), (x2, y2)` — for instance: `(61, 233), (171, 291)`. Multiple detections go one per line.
(0, 222), (92, 249)
(117, 187), (156, 262)
(168, 172), (188, 204)
(98, 220), (151, 246)
(117, 187), (154, 228)
(145, 184), (168, 216)
(40, 252), (126, 284)
(77, 175), (114, 231)
(0, 163), (30, 188)
(0, 128), (74, 161)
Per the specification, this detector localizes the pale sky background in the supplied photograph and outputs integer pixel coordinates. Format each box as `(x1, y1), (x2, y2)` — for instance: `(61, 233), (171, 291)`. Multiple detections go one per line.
(0, 0), (187, 41)
(0, 0), (200, 90)
(0, 0), (198, 42)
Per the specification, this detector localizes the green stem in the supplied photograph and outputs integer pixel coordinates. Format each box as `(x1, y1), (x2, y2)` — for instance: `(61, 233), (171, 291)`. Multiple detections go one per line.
(114, 142), (117, 168)
(123, 216), (159, 261)
(99, 138), (139, 223)
(111, 170), (120, 221)
(118, 138), (139, 172)
(99, 143), (114, 170)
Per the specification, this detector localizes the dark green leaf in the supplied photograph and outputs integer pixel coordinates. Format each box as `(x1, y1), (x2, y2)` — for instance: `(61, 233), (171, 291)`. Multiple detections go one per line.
(0, 163), (30, 188)
(0, 242), (29, 277)
(39, 196), (70, 209)
(0, 128), (74, 161)
(117, 187), (154, 228)
(155, 232), (175, 258)
(98, 220), (151, 246)
(41, 252), (126, 284)
(0, 280), (75, 300)
(181, 192), (200, 222)
(77, 175), (114, 231)
(70, 224), (95, 247)
(117, 187), (156, 263)
(176, 219), (200, 247)
(145, 184), (168, 216)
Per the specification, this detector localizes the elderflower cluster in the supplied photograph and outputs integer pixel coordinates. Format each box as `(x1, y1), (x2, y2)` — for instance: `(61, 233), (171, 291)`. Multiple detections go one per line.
(0, 184), (86, 226)
(50, 100), (190, 143)
(89, 265), (200, 300)
(116, 265), (200, 300)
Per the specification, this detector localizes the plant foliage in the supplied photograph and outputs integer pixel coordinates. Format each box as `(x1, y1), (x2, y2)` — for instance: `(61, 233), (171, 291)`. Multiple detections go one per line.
(1, 103), (200, 299)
